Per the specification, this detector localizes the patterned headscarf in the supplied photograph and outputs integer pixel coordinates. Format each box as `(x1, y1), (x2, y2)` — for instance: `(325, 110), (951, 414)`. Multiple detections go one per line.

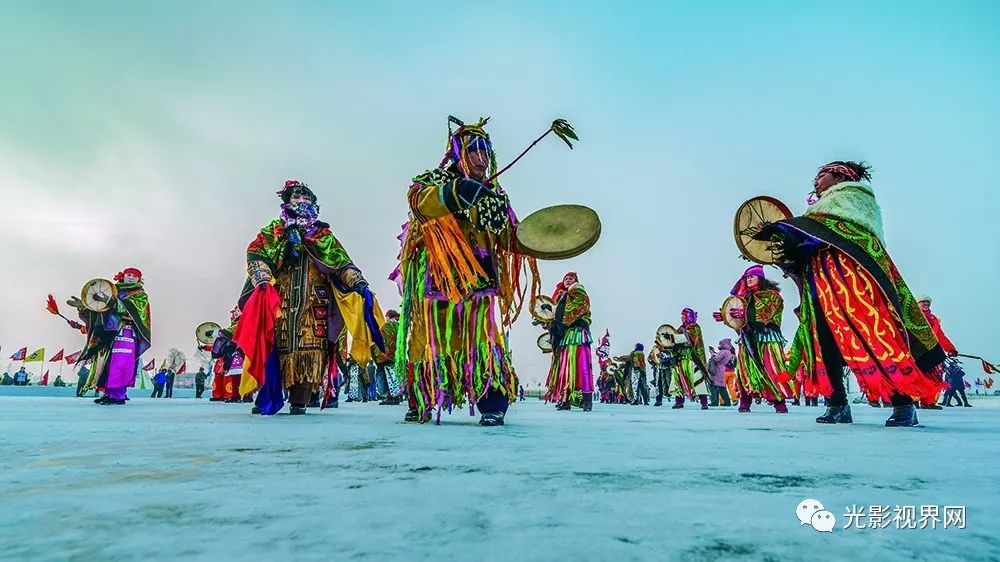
(114, 267), (143, 282)
(552, 272), (579, 301)
(817, 163), (861, 182)
(731, 265), (765, 296)
(681, 308), (698, 325)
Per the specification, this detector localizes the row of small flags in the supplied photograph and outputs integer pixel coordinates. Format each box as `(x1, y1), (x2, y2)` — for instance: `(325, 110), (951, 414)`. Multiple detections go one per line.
(8, 347), (81, 364)
(8, 348), (186, 374)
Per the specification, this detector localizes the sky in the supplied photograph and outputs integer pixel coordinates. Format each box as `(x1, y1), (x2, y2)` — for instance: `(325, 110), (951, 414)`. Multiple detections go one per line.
(1, 1), (998, 385)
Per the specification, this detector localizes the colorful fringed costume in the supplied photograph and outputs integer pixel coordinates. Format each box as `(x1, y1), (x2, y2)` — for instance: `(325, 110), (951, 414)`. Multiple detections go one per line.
(650, 344), (674, 406)
(768, 163), (946, 426)
(543, 273), (594, 410)
(78, 268), (152, 405)
(234, 180), (384, 416)
(211, 323), (244, 402)
(395, 119), (539, 425)
(625, 346), (649, 405)
(722, 267), (793, 412)
(671, 309), (710, 408)
(373, 312), (402, 404)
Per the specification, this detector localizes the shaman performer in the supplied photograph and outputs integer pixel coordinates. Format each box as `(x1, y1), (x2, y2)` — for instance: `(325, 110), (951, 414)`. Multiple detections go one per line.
(714, 266), (792, 413)
(395, 118), (539, 426)
(671, 308), (710, 409)
(211, 307), (246, 403)
(77, 268), (152, 405)
(234, 179), (384, 416)
(543, 272), (594, 411)
(765, 161), (947, 427)
(375, 310), (402, 405)
(650, 343), (674, 407)
(611, 356), (632, 404)
(625, 343), (649, 405)
(916, 294), (958, 410)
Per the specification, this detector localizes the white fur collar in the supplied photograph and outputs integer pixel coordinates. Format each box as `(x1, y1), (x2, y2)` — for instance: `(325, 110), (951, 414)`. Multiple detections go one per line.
(804, 181), (885, 243)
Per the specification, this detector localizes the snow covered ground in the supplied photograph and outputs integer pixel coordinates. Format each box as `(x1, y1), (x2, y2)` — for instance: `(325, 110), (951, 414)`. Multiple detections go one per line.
(1, 393), (997, 562)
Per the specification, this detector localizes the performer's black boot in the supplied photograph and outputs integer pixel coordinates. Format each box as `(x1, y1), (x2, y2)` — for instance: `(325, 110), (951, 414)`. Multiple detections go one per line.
(404, 408), (419, 422)
(922, 403), (943, 410)
(556, 401), (571, 411)
(582, 393), (593, 412)
(868, 400), (881, 408)
(289, 405), (307, 415)
(699, 395), (709, 410)
(671, 396), (684, 409)
(885, 405), (919, 427)
(479, 412), (504, 426)
(816, 404), (852, 424)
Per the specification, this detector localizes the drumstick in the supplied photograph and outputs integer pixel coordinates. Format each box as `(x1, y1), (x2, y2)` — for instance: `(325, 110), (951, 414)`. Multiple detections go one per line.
(486, 119), (577, 183)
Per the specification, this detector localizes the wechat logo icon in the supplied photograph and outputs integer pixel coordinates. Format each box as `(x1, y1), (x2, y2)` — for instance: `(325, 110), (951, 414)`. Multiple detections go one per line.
(797, 498), (836, 533)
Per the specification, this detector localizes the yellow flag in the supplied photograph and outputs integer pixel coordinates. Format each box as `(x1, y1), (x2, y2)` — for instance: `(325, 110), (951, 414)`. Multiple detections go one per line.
(334, 288), (385, 365)
(25, 348), (45, 362)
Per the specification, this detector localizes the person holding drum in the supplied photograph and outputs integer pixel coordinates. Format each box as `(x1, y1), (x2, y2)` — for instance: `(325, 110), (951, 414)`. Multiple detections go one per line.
(235, 179), (384, 416)
(713, 266), (793, 413)
(210, 307), (246, 404)
(395, 118), (539, 426)
(542, 272), (595, 412)
(916, 294), (959, 410)
(74, 267), (152, 406)
(760, 161), (947, 427)
(671, 308), (711, 409)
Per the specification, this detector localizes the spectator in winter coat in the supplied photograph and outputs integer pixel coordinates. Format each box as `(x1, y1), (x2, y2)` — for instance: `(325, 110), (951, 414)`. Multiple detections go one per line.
(708, 340), (734, 406)
(940, 360), (971, 407)
(195, 367), (208, 399)
(151, 370), (167, 398)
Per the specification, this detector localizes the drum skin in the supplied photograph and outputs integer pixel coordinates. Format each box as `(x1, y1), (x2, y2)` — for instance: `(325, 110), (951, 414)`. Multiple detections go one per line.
(517, 204), (601, 260)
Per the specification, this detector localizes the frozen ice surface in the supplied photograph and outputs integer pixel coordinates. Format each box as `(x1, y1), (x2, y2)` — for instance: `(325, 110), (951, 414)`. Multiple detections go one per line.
(1, 394), (998, 562)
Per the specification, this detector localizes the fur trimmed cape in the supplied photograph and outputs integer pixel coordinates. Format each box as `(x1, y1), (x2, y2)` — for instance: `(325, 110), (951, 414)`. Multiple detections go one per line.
(804, 181), (885, 243)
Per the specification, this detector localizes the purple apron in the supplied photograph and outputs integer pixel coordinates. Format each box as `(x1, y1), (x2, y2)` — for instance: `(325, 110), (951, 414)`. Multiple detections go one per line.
(226, 353), (244, 377)
(105, 326), (138, 398)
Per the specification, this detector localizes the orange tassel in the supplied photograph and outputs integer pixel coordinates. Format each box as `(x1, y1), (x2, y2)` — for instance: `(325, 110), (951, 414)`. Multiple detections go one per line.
(421, 214), (487, 302)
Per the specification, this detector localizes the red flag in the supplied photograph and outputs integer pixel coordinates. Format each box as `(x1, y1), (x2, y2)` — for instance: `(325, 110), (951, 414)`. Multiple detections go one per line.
(64, 350), (82, 365)
(233, 284), (282, 395)
(982, 360), (1000, 375)
(177, 362), (187, 374)
(143, 359), (155, 371)
(46, 294), (60, 316)
(9, 347), (27, 361)
(41, 371), (49, 385)
(50, 349), (65, 362)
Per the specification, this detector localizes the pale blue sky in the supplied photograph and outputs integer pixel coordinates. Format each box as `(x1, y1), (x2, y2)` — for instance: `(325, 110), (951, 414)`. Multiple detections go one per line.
(1, 1), (997, 383)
